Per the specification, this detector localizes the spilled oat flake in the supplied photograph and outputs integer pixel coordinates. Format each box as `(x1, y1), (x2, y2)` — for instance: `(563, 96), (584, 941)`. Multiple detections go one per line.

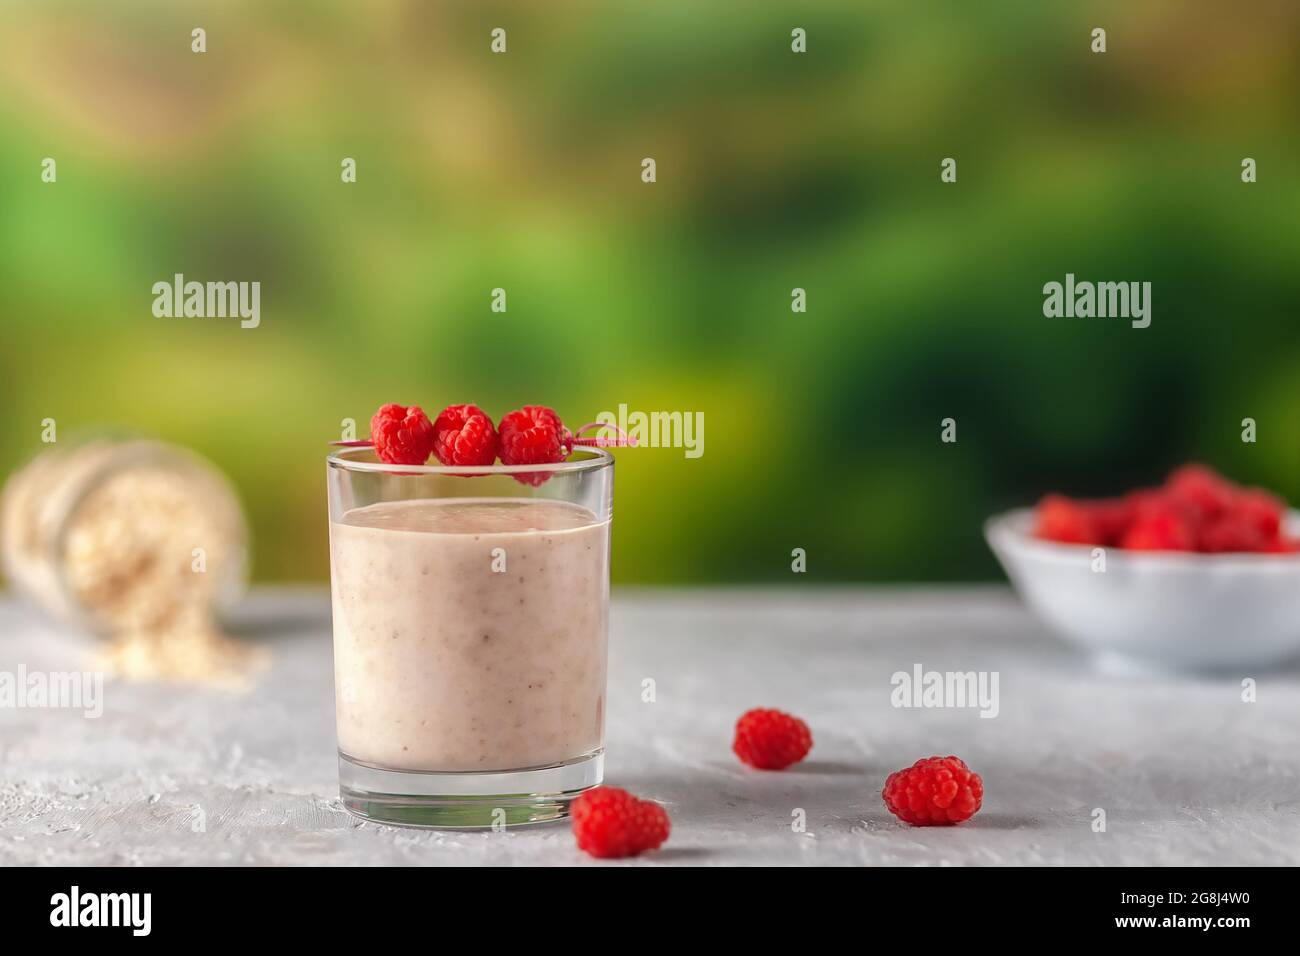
(98, 622), (269, 691)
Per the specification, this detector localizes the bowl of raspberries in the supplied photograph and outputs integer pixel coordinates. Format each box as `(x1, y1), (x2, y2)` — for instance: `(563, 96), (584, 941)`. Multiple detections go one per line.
(986, 464), (1300, 671)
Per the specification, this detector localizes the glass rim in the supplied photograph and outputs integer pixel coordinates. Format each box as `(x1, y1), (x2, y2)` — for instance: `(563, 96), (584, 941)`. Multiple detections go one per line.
(326, 444), (615, 477)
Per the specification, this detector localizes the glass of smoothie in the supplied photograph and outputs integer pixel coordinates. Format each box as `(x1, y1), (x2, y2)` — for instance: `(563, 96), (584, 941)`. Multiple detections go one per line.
(326, 445), (613, 828)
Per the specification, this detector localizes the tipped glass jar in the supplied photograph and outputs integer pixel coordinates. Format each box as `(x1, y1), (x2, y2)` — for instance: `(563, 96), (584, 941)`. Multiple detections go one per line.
(1, 437), (252, 682)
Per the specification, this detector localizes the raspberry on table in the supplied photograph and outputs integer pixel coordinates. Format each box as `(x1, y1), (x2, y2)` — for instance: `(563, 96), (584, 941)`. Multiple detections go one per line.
(431, 403), (499, 467)
(498, 405), (570, 486)
(732, 707), (813, 770)
(570, 786), (670, 859)
(883, 755), (983, 826)
(369, 403), (435, 465)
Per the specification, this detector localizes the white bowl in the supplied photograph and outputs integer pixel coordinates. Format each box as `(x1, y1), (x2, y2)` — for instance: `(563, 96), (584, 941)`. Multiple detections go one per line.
(985, 508), (1300, 672)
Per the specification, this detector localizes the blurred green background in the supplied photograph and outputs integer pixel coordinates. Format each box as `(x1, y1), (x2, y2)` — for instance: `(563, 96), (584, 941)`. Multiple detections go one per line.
(2, 0), (1299, 585)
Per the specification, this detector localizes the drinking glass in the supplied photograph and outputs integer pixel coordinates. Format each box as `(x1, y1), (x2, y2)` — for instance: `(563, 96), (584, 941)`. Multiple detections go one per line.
(326, 445), (613, 828)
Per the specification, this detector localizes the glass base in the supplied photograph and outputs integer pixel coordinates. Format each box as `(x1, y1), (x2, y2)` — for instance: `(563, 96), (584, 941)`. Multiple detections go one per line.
(338, 750), (604, 829)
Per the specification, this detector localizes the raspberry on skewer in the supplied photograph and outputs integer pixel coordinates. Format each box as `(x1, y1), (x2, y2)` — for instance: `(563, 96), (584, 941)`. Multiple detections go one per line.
(368, 403), (435, 465)
(431, 403), (499, 467)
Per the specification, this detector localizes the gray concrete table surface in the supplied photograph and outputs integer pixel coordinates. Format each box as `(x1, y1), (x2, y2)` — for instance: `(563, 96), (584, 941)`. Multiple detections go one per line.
(2, 586), (1298, 866)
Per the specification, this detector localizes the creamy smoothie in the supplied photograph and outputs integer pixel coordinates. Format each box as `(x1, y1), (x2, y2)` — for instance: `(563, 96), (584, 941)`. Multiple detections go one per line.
(329, 497), (609, 772)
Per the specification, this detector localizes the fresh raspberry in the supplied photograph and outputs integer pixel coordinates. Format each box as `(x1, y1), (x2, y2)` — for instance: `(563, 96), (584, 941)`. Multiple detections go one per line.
(1121, 510), (1195, 551)
(1085, 498), (1129, 546)
(570, 786), (670, 859)
(431, 403), (499, 467)
(1122, 488), (1194, 525)
(1035, 466), (1293, 555)
(1199, 514), (1269, 553)
(498, 405), (570, 486)
(1230, 488), (1284, 539)
(732, 707), (813, 770)
(883, 755), (983, 826)
(1034, 494), (1099, 545)
(369, 403), (435, 465)
(1263, 537), (1300, 554)
(1164, 464), (1236, 522)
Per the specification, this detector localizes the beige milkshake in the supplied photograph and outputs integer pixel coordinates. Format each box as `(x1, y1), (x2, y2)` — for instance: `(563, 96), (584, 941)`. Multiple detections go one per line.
(329, 497), (609, 773)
